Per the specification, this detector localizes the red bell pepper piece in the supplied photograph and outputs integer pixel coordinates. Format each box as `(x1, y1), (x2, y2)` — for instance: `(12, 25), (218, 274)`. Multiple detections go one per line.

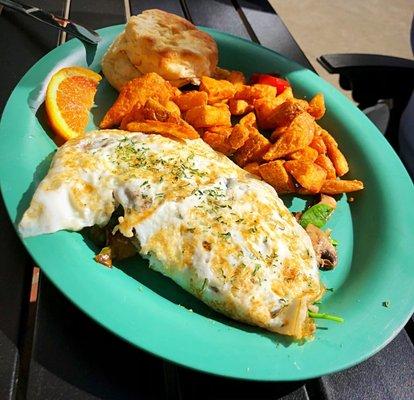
(250, 73), (290, 94)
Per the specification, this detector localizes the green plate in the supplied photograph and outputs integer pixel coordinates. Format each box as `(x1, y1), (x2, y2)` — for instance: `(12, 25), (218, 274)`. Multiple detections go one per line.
(1, 25), (413, 381)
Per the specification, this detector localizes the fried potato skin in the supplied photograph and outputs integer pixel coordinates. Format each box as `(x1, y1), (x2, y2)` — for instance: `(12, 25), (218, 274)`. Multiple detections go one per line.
(289, 146), (319, 162)
(202, 129), (233, 155)
(243, 162), (262, 177)
(263, 112), (315, 160)
(320, 130), (349, 176)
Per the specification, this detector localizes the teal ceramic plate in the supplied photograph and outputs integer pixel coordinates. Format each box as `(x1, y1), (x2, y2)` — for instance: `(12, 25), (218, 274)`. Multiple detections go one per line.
(1, 25), (414, 381)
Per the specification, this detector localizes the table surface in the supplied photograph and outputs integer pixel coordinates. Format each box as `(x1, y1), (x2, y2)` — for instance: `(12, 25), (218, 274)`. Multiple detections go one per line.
(1, 1), (413, 399)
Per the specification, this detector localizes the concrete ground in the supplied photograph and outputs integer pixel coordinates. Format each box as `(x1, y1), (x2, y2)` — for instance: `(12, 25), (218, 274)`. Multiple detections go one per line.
(269, 0), (413, 98)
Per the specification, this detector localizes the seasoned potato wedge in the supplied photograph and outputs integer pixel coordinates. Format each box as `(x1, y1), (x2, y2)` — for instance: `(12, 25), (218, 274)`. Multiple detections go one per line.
(259, 160), (296, 194)
(202, 129), (233, 155)
(228, 99), (253, 115)
(185, 104), (231, 128)
(320, 179), (364, 194)
(263, 112), (315, 160)
(235, 84), (276, 102)
(228, 124), (251, 150)
(244, 162), (262, 177)
(308, 93), (326, 120)
(309, 135), (327, 154)
(173, 91), (208, 112)
(200, 76), (236, 104)
(314, 154), (336, 179)
(320, 130), (349, 176)
(233, 128), (271, 166)
(284, 160), (327, 193)
(125, 121), (199, 140)
(289, 146), (319, 162)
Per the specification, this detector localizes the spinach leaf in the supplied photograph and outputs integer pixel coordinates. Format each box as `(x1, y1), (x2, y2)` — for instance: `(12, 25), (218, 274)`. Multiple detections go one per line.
(299, 203), (334, 229)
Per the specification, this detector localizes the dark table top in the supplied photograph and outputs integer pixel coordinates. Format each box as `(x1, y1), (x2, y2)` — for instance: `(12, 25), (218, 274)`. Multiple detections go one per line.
(1, 1), (413, 399)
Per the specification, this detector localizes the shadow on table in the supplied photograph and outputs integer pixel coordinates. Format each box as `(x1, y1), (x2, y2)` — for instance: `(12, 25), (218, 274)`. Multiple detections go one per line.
(28, 277), (306, 399)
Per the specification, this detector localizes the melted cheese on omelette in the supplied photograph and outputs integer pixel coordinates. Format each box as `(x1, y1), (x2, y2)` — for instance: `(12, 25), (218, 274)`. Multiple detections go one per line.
(19, 130), (323, 339)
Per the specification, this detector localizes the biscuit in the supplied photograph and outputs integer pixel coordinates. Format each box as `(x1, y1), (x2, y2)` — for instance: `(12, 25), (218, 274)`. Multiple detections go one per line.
(101, 33), (142, 91)
(101, 9), (218, 90)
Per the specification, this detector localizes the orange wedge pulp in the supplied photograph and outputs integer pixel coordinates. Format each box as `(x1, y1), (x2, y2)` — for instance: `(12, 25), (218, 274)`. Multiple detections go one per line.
(45, 66), (102, 141)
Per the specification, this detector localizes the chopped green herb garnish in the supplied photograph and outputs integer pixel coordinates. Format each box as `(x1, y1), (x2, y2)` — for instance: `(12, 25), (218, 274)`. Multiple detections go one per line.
(201, 278), (208, 291)
(252, 264), (261, 275)
(308, 311), (344, 323)
(331, 238), (339, 246)
(326, 287), (334, 292)
(382, 301), (390, 308)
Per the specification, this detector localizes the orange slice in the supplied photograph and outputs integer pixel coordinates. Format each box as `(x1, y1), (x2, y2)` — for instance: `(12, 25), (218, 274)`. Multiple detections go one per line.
(45, 66), (102, 141)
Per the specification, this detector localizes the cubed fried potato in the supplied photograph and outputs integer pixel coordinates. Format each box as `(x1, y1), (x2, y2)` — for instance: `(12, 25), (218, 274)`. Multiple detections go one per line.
(258, 160), (295, 194)
(284, 160), (327, 193)
(233, 128), (271, 166)
(239, 112), (257, 127)
(308, 93), (326, 120)
(263, 112), (315, 160)
(185, 104), (231, 128)
(314, 154), (336, 179)
(320, 130), (349, 176)
(309, 135), (327, 154)
(165, 100), (181, 117)
(320, 179), (364, 194)
(270, 126), (288, 142)
(206, 126), (233, 136)
(202, 130), (233, 155)
(228, 99), (253, 115)
(125, 121), (199, 140)
(213, 68), (246, 85)
(199, 76), (236, 104)
(100, 72), (178, 129)
(228, 70), (246, 85)
(263, 98), (309, 129)
(235, 84), (276, 102)
(254, 96), (293, 129)
(173, 91), (208, 112)
(228, 123), (250, 150)
(244, 162), (262, 178)
(289, 146), (319, 162)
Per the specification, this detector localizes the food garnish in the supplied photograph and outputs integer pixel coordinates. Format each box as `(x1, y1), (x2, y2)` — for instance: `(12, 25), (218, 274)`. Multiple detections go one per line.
(45, 66), (101, 141)
(308, 311), (344, 323)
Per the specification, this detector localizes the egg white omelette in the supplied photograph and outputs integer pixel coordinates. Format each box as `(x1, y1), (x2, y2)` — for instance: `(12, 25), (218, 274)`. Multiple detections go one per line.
(19, 130), (323, 339)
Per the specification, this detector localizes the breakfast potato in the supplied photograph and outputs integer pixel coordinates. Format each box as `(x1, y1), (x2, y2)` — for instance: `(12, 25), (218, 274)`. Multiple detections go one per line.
(284, 160), (327, 193)
(320, 179), (364, 194)
(235, 84), (276, 102)
(100, 72), (179, 128)
(228, 124), (250, 150)
(276, 86), (294, 101)
(173, 91), (208, 112)
(202, 129), (233, 155)
(264, 98), (308, 129)
(320, 130), (349, 176)
(125, 121), (199, 140)
(213, 68), (246, 85)
(314, 154), (336, 179)
(263, 112), (315, 160)
(259, 160), (295, 194)
(309, 135), (327, 154)
(308, 93), (326, 120)
(228, 99), (253, 115)
(200, 76), (236, 104)
(244, 162), (262, 177)
(228, 70), (246, 85)
(289, 146), (319, 162)
(185, 104), (231, 128)
(233, 128), (271, 166)
(239, 111), (257, 128)
(270, 126), (288, 142)
(165, 100), (181, 117)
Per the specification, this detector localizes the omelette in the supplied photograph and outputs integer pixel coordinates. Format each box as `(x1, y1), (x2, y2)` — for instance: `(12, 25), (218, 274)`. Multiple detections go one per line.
(19, 130), (323, 339)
